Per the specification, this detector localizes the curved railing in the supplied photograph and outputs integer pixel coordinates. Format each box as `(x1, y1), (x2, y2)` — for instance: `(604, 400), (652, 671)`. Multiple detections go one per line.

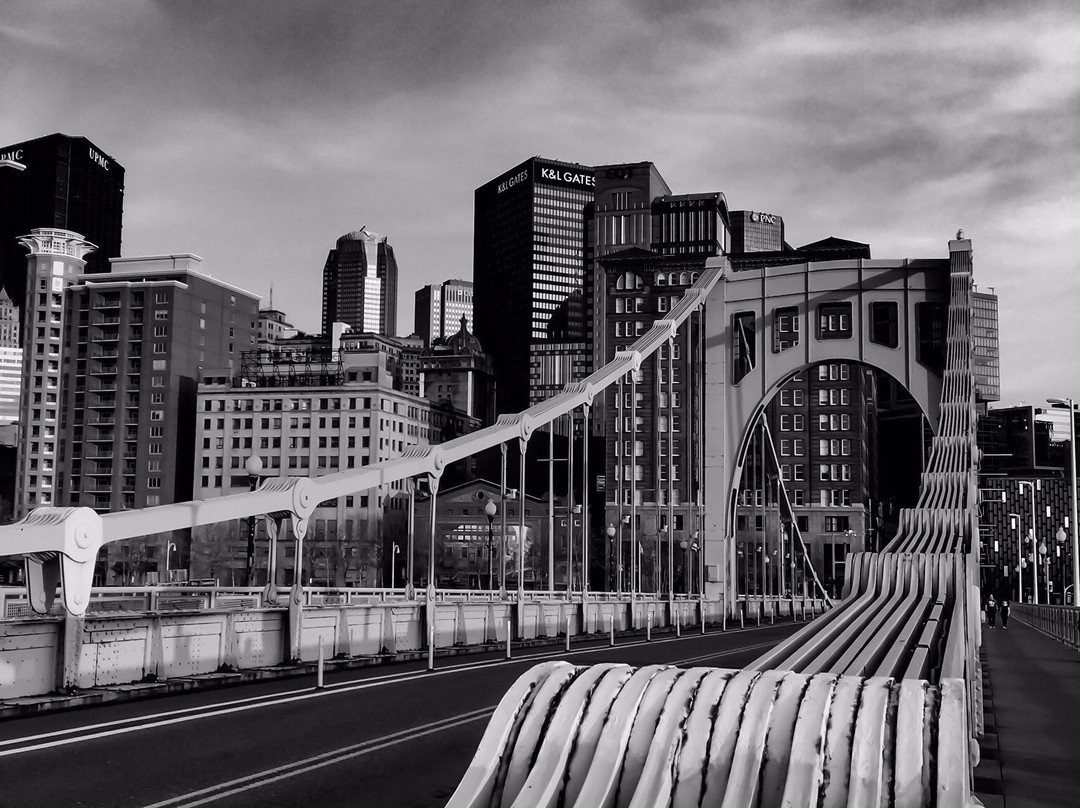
(446, 238), (985, 806)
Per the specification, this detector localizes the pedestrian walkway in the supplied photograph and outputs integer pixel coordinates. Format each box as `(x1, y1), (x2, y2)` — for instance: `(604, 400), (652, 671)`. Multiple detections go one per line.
(979, 615), (1080, 807)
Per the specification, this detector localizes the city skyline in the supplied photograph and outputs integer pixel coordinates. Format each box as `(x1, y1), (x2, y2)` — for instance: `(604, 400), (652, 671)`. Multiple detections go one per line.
(2, 1), (1077, 406)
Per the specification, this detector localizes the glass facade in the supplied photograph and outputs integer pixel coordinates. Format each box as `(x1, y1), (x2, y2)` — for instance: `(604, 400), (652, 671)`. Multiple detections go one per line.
(972, 290), (1000, 403)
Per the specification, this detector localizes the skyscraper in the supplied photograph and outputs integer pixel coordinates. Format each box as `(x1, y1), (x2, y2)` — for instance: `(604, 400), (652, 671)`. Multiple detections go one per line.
(414, 279), (474, 347)
(473, 157), (595, 415)
(321, 229), (398, 337)
(0, 134), (124, 313)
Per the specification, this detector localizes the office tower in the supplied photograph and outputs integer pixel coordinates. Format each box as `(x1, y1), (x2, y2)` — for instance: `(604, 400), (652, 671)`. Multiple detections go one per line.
(14, 228), (96, 515)
(0, 134), (124, 313)
(57, 254), (259, 522)
(414, 279), (474, 347)
(321, 228), (398, 337)
(728, 210), (786, 253)
(473, 157), (595, 415)
(972, 289), (1000, 406)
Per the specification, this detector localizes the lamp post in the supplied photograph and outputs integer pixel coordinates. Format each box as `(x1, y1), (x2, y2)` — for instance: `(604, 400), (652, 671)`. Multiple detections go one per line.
(391, 543), (400, 589)
(680, 539), (689, 594)
(1007, 511), (1023, 601)
(1048, 397), (1079, 605)
(164, 541), (177, 583)
(1018, 480), (1039, 604)
(244, 455), (264, 586)
(606, 523), (616, 593)
(485, 498), (498, 591)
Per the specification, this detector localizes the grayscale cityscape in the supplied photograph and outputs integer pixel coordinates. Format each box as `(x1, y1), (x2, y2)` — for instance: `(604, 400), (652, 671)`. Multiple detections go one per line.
(0, 3), (1077, 807)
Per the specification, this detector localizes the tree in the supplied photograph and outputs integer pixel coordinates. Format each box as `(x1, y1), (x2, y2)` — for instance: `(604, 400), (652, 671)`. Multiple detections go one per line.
(190, 522), (239, 585)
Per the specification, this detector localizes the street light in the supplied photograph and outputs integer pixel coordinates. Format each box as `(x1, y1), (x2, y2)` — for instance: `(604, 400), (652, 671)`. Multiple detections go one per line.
(484, 498), (498, 591)
(164, 541), (177, 583)
(680, 539), (690, 594)
(391, 543), (401, 589)
(244, 455), (264, 586)
(606, 523), (616, 593)
(1048, 397), (1079, 605)
(1018, 480), (1040, 604)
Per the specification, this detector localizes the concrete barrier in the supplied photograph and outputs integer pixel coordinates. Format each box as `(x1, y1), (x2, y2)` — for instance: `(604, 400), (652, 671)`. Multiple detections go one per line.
(0, 595), (733, 698)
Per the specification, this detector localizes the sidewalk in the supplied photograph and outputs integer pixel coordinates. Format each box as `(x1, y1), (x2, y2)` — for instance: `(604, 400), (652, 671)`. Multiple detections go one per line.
(980, 615), (1080, 807)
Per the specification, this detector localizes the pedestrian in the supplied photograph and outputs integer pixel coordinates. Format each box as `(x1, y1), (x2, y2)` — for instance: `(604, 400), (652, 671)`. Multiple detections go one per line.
(999, 599), (1010, 629)
(987, 595), (997, 628)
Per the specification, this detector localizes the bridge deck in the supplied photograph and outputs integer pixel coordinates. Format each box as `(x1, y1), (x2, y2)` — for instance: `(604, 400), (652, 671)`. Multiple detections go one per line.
(979, 616), (1080, 807)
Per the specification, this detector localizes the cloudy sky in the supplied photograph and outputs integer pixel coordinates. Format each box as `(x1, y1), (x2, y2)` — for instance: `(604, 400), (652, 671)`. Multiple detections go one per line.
(2, 0), (1077, 406)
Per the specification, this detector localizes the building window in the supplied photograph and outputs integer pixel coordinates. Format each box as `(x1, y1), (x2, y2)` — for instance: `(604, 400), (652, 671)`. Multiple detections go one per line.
(818, 302), (852, 339)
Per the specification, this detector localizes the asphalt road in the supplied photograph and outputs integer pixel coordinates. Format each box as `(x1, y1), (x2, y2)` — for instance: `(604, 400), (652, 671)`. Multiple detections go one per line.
(0, 622), (803, 808)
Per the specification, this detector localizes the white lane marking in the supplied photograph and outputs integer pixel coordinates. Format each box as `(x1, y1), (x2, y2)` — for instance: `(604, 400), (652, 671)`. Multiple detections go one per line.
(0, 623), (792, 755)
(139, 708), (495, 808)
(140, 637), (789, 807)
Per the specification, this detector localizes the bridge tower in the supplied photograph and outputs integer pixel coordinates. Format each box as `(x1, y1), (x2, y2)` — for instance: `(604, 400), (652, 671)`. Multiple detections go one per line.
(702, 245), (967, 606)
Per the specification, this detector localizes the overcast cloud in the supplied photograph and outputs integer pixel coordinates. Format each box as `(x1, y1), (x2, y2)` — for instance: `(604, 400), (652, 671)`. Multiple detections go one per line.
(1, 0), (1077, 406)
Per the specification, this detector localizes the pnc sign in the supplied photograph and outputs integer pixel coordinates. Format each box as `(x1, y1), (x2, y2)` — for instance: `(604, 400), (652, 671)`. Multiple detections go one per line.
(750, 211), (779, 225)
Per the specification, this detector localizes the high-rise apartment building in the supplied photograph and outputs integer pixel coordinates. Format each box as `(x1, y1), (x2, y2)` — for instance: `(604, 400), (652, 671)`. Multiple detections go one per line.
(473, 157), (595, 415)
(321, 229), (398, 337)
(56, 254), (259, 520)
(14, 229), (95, 515)
(0, 134), (124, 313)
(414, 279), (473, 347)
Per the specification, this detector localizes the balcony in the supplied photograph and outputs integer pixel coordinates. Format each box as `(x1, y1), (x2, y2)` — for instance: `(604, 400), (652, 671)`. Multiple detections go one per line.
(88, 398), (116, 409)
(94, 315), (121, 325)
(91, 349), (119, 359)
(86, 466), (113, 476)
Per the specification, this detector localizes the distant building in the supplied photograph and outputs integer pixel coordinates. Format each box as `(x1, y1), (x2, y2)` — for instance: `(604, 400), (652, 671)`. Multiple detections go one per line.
(473, 157), (595, 415)
(414, 279), (473, 347)
(321, 228), (399, 337)
(0, 287), (22, 424)
(54, 253), (259, 583)
(397, 333), (424, 398)
(0, 287), (19, 347)
(0, 134), (125, 316)
(972, 289), (1000, 405)
(728, 209), (786, 253)
(194, 337), (473, 587)
(14, 228), (95, 516)
(257, 308), (298, 346)
(420, 316), (496, 427)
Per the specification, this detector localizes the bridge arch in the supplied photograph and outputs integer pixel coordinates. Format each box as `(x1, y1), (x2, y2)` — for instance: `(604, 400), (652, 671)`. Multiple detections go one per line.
(703, 251), (954, 606)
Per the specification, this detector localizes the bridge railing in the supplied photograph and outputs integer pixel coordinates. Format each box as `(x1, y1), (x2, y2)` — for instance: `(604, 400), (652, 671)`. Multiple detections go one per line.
(1013, 603), (1080, 648)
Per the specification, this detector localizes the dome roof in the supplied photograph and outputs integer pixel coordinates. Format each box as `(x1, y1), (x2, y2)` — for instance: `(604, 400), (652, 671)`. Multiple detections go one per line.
(446, 315), (484, 355)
